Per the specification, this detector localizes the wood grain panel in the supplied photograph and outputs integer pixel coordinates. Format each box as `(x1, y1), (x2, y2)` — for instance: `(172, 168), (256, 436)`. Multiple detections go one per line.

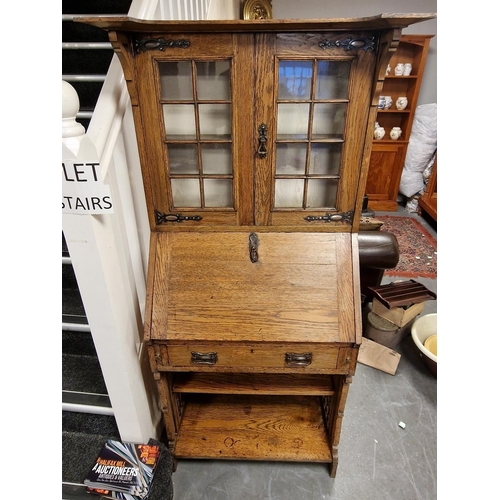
(335, 234), (355, 343)
(254, 33), (276, 226)
(149, 232), (356, 344)
(232, 33), (255, 225)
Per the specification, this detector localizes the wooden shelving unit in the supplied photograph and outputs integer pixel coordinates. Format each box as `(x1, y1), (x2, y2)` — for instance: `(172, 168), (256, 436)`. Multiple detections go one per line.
(365, 35), (434, 211)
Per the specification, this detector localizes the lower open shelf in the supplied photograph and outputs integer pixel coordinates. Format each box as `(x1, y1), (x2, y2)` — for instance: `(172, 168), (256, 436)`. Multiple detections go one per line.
(174, 393), (332, 462)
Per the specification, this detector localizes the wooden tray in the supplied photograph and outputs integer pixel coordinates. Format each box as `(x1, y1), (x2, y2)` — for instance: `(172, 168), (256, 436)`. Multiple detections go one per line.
(367, 279), (437, 308)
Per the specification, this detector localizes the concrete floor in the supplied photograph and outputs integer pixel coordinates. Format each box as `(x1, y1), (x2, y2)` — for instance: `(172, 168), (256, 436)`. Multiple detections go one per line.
(171, 207), (437, 500)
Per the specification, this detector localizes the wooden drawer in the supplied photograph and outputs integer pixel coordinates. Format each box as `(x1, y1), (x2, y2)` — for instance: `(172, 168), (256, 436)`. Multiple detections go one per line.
(150, 342), (356, 374)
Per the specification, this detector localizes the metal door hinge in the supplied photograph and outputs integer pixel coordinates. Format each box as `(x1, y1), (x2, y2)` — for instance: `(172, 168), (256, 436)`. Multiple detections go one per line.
(318, 36), (376, 52)
(135, 37), (191, 53)
(155, 210), (202, 225)
(304, 211), (353, 224)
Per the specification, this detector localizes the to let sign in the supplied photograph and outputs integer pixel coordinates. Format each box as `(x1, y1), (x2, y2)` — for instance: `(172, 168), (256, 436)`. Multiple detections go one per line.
(62, 136), (114, 214)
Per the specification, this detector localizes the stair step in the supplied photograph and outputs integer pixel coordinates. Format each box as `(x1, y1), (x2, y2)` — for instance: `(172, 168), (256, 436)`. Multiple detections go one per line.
(63, 391), (112, 414)
(62, 419), (120, 497)
(62, 19), (110, 43)
(62, 330), (96, 356)
(62, 431), (120, 484)
(62, 48), (114, 75)
(62, 353), (108, 394)
(62, 294), (87, 324)
(62, 0), (133, 15)
(63, 411), (120, 437)
(62, 262), (79, 289)
(62, 429), (175, 500)
(62, 264), (87, 323)
(62, 482), (90, 500)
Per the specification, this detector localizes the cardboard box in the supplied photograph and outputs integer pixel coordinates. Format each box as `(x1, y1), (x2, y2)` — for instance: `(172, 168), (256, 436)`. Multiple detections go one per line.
(371, 298), (425, 327)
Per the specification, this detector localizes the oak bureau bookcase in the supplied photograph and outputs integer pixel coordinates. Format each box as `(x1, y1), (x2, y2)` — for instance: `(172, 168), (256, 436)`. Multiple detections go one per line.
(77, 13), (435, 477)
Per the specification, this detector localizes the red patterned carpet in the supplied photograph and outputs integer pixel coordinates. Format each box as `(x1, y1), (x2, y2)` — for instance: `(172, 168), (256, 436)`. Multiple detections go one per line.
(376, 216), (437, 279)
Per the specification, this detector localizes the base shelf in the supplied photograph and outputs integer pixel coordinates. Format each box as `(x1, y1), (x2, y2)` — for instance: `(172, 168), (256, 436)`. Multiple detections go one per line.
(174, 393), (332, 462)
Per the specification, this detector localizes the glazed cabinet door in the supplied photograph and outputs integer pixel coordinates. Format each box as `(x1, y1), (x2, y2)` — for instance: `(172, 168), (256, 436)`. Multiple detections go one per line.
(254, 33), (377, 229)
(133, 33), (255, 227)
(132, 31), (376, 230)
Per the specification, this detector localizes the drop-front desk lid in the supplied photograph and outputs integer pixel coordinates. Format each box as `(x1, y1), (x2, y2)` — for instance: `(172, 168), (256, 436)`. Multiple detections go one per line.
(145, 231), (361, 345)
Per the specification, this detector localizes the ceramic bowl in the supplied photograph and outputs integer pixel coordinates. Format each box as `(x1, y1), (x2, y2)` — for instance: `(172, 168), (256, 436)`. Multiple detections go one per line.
(411, 313), (437, 377)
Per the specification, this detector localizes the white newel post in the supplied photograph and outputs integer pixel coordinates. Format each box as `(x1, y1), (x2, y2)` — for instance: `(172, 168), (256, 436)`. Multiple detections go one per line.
(62, 80), (160, 443)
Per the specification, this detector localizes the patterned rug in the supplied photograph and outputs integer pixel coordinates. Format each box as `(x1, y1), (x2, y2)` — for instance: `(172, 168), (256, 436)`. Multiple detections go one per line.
(376, 216), (437, 279)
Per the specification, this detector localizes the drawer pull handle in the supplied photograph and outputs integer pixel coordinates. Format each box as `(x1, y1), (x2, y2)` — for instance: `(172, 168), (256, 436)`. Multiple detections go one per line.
(191, 351), (218, 365)
(285, 352), (312, 367)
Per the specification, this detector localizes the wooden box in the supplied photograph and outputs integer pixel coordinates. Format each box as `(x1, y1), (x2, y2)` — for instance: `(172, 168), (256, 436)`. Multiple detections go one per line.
(371, 298), (425, 327)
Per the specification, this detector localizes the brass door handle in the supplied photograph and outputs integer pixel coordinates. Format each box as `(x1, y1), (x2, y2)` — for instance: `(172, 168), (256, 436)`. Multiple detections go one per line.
(285, 352), (312, 367)
(191, 351), (218, 365)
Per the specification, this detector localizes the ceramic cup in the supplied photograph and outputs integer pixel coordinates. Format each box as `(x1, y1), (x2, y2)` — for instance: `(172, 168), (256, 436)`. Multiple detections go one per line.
(384, 96), (393, 109)
(394, 63), (404, 76)
(378, 96), (386, 109)
(403, 63), (412, 76)
(374, 127), (385, 140)
(395, 96), (408, 110)
(390, 126), (402, 140)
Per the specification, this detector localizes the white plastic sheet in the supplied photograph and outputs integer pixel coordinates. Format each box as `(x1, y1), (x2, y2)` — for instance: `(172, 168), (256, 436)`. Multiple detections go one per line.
(399, 103), (437, 198)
